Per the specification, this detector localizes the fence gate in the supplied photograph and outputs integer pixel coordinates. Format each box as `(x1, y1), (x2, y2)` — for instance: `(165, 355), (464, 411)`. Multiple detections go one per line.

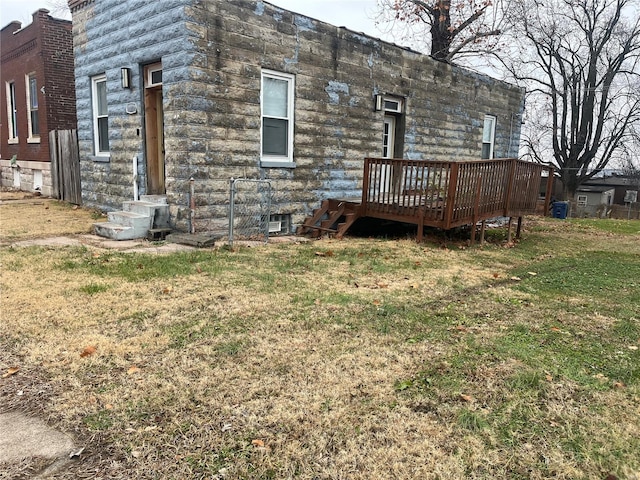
(228, 178), (272, 247)
(50, 129), (81, 205)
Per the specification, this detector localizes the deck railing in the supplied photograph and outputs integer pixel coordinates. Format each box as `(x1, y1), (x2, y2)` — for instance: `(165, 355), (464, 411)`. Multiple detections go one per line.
(362, 158), (553, 230)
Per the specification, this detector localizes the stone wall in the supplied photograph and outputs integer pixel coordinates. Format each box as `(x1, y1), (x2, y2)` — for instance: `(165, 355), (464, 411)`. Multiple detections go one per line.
(72, 0), (524, 231)
(70, 0), (194, 212)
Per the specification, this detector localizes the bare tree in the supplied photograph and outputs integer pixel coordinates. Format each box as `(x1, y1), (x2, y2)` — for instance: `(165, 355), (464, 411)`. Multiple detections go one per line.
(503, 0), (640, 200)
(376, 0), (505, 63)
(47, 0), (70, 18)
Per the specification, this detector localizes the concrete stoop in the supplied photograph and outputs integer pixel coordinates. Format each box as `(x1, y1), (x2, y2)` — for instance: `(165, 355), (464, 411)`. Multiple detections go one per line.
(93, 195), (170, 240)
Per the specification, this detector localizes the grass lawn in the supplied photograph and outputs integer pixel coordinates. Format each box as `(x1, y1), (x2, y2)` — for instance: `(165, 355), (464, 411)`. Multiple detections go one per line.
(1, 199), (639, 479)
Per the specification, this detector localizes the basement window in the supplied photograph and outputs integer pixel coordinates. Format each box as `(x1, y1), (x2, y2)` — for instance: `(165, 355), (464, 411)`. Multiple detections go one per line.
(268, 214), (291, 235)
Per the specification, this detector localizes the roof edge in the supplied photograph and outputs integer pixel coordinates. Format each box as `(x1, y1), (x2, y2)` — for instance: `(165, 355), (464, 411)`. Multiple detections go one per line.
(68, 0), (95, 13)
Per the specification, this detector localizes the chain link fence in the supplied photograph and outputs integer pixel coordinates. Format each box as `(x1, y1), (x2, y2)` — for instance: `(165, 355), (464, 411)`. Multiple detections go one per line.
(186, 177), (277, 246)
(228, 178), (272, 247)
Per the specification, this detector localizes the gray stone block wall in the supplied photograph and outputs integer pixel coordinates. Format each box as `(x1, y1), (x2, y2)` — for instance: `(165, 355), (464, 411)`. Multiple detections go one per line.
(72, 0), (194, 211)
(73, 0), (524, 231)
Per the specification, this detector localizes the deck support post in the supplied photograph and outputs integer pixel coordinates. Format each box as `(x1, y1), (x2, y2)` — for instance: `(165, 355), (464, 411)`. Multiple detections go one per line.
(417, 212), (424, 243)
(470, 175), (482, 246)
(507, 217), (514, 243)
(361, 159), (371, 216)
(480, 220), (486, 245)
(544, 166), (555, 216)
(516, 216), (523, 239)
(444, 162), (460, 230)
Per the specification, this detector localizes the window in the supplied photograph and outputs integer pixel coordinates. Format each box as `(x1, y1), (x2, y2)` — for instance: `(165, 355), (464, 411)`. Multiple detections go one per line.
(375, 94), (404, 114)
(577, 195), (588, 207)
(261, 70), (294, 164)
(6, 81), (18, 142)
(481, 115), (496, 159)
(146, 63), (162, 87)
(91, 74), (109, 155)
(26, 74), (40, 141)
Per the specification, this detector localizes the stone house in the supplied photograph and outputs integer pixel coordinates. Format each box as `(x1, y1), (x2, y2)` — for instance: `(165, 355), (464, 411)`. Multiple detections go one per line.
(0, 9), (76, 196)
(68, 0), (525, 234)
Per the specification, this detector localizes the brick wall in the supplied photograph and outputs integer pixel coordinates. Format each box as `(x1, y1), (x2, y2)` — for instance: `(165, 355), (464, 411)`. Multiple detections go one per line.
(72, 0), (524, 230)
(0, 9), (76, 194)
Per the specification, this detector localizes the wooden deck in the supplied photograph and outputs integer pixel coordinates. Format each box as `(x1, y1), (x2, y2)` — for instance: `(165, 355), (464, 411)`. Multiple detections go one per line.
(301, 158), (554, 242)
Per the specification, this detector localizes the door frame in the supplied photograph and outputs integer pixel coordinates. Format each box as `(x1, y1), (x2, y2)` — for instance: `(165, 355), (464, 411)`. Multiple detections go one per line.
(143, 62), (165, 195)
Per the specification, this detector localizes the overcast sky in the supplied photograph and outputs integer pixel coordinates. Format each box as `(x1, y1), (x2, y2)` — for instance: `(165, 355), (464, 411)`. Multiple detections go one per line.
(0, 0), (395, 42)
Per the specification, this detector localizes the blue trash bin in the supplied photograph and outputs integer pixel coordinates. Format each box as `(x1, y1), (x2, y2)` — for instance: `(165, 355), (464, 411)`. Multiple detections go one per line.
(552, 201), (568, 219)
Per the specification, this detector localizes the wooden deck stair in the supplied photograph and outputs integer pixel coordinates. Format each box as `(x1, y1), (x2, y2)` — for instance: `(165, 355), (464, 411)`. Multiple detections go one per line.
(298, 199), (361, 239)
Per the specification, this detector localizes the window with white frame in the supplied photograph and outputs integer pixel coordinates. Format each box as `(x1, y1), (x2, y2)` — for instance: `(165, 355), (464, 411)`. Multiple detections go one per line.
(26, 74), (40, 141)
(6, 81), (18, 142)
(577, 195), (588, 207)
(481, 115), (496, 159)
(91, 74), (109, 155)
(261, 70), (294, 164)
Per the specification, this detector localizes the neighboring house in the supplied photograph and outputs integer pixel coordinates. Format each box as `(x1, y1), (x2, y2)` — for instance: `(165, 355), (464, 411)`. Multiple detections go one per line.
(575, 185), (615, 218)
(581, 174), (640, 205)
(0, 9), (76, 196)
(68, 0), (525, 234)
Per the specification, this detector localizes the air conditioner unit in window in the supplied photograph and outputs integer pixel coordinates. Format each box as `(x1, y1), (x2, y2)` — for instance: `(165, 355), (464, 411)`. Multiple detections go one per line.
(383, 98), (402, 113)
(268, 221), (282, 233)
(375, 95), (404, 113)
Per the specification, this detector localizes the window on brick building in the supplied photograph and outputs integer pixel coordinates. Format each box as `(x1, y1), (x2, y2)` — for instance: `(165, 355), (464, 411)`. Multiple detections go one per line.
(91, 74), (109, 155)
(481, 115), (496, 159)
(6, 81), (18, 143)
(26, 74), (40, 141)
(261, 70), (295, 166)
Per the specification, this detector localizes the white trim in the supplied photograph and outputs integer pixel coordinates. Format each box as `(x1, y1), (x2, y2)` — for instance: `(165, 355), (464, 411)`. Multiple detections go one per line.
(6, 81), (18, 142)
(145, 63), (162, 88)
(91, 74), (109, 156)
(25, 73), (40, 142)
(383, 115), (396, 159)
(482, 114), (496, 159)
(260, 69), (295, 164)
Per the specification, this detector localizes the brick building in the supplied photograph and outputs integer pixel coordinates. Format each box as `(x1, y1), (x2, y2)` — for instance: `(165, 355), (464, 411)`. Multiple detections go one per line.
(69, 0), (525, 233)
(0, 9), (76, 196)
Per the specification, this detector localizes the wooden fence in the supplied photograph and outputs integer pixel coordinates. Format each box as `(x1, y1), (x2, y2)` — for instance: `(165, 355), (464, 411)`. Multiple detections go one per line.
(50, 129), (81, 205)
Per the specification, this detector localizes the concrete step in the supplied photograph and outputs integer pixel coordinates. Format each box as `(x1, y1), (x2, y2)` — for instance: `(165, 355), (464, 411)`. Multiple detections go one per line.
(140, 194), (168, 205)
(107, 210), (151, 229)
(94, 222), (141, 241)
(123, 200), (170, 228)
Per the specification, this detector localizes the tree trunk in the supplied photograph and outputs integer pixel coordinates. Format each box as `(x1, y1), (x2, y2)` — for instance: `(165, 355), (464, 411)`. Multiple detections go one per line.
(430, 0), (452, 61)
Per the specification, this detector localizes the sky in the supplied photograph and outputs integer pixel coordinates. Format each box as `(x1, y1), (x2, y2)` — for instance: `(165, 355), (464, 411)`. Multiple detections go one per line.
(0, 0), (396, 43)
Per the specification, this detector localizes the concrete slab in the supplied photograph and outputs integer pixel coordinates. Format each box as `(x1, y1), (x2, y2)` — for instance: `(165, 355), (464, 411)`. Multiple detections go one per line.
(11, 237), (83, 248)
(166, 233), (217, 248)
(0, 412), (75, 463)
(125, 243), (196, 254)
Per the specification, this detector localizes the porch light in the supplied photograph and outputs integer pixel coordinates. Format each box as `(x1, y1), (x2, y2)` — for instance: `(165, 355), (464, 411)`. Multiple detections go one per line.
(121, 68), (131, 89)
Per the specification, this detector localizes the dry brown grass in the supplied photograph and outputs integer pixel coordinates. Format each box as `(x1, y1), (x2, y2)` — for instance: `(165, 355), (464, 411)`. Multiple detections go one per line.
(1, 200), (639, 479)
(0, 192), (97, 244)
